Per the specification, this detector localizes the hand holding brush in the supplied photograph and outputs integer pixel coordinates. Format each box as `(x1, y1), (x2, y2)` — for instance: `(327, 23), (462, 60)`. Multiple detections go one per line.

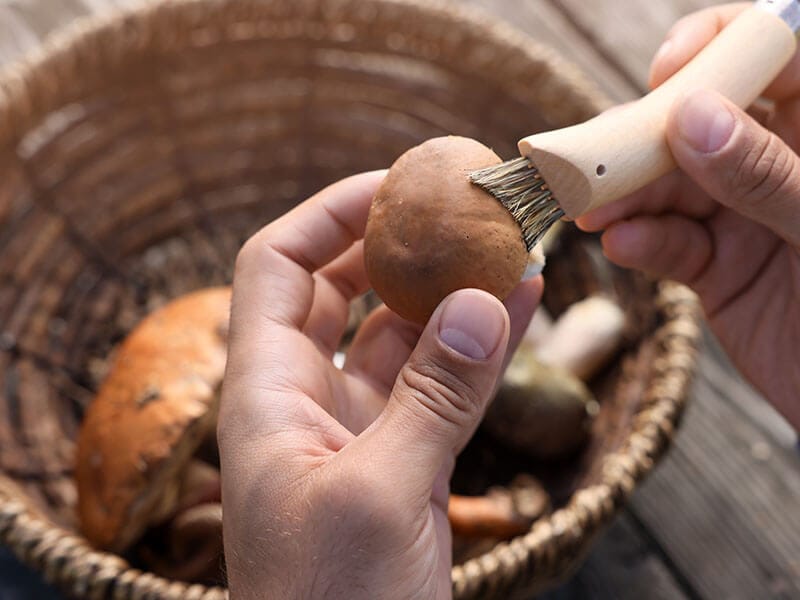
(564, 3), (800, 430)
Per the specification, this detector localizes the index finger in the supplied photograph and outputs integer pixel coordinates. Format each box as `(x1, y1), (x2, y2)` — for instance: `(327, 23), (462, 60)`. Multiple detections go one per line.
(650, 3), (800, 101)
(574, 168), (717, 232)
(230, 170), (386, 338)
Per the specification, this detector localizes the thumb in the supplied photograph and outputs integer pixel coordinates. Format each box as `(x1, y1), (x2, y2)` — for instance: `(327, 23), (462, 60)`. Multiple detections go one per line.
(359, 289), (509, 490)
(667, 89), (800, 246)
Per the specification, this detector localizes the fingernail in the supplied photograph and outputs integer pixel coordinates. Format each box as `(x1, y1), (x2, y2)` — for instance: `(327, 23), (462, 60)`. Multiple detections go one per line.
(677, 90), (735, 153)
(438, 291), (505, 360)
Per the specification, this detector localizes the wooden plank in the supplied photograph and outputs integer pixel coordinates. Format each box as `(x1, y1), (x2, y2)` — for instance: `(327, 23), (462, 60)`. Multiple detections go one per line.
(630, 370), (800, 599)
(0, 0), (146, 67)
(541, 511), (690, 600)
(78, 0), (143, 11)
(5, 0), (90, 39)
(552, 0), (728, 90)
(699, 328), (797, 450)
(0, 4), (41, 65)
(461, 0), (640, 102)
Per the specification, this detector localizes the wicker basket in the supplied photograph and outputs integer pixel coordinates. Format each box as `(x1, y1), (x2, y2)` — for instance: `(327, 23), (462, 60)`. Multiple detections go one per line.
(0, 0), (702, 598)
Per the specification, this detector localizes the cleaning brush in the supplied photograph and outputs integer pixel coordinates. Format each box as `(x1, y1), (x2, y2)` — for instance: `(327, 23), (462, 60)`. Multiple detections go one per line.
(471, 0), (800, 251)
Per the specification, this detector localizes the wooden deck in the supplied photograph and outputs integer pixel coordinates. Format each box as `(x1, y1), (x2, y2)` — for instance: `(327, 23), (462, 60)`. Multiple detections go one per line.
(1, 1), (799, 598)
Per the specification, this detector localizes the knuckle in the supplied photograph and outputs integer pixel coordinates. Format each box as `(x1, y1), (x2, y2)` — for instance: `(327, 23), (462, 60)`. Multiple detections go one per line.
(397, 359), (483, 427)
(236, 232), (271, 270)
(234, 232), (287, 285)
(731, 133), (795, 204)
(234, 234), (264, 275)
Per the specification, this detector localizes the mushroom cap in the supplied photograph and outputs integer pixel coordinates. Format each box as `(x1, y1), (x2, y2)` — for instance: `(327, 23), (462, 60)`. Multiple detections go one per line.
(484, 348), (594, 459)
(364, 136), (528, 324)
(75, 287), (231, 552)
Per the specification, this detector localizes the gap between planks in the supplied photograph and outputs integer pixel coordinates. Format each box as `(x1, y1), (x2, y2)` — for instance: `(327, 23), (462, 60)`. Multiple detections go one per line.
(629, 368), (800, 599)
(540, 510), (692, 600)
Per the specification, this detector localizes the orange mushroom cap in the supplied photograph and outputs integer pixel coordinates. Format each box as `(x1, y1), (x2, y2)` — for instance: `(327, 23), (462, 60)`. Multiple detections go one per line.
(75, 287), (231, 552)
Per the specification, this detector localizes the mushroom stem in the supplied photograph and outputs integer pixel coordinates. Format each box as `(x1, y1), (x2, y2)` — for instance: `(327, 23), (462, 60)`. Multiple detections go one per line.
(449, 493), (526, 539)
(522, 305), (554, 349)
(146, 502), (224, 583)
(535, 294), (625, 381)
(448, 485), (548, 539)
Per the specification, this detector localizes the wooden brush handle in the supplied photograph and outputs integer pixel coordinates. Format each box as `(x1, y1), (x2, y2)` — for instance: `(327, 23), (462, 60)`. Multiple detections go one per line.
(518, 1), (799, 219)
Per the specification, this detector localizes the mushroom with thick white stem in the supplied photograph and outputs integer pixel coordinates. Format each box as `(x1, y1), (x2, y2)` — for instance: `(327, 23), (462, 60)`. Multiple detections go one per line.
(75, 287), (230, 553)
(535, 294), (626, 382)
(484, 346), (597, 460)
(482, 293), (625, 460)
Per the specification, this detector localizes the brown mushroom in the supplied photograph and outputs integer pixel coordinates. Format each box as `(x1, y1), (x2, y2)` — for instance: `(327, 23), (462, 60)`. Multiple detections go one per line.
(449, 475), (550, 564)
(75, 287), (231, 552)
(484, 344), (596, 460)
(136, 463), (223, 583)
(138, 502), (225, 584)
(170, 502), (223, 560)
(448, 478), (549, 540)
(176, 459), (222, 512)
(167, 502), (224, 583)
(364, 136), (528, 324)
(448, 492), (529, 540)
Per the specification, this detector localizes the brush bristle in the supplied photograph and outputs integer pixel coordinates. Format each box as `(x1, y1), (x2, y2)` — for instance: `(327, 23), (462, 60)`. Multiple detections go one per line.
(470, 157), (564, 252)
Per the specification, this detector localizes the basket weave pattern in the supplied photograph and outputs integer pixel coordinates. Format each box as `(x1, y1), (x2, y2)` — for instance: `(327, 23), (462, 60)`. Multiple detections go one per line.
(0, 0), (702, 598)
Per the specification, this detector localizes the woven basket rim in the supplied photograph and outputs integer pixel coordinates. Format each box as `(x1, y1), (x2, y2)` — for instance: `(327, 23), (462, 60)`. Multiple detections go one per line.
(0, 1), (700, 598)
(0, 281), (702, 599)
(0, 0), (613, 149)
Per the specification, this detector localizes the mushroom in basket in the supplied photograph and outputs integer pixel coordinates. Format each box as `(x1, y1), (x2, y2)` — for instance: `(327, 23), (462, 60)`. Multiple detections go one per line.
(75, 287), (230, 576)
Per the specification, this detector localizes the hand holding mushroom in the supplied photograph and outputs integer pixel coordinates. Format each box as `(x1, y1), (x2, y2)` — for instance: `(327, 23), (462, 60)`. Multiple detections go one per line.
(217, 169), (542, 598)
(75, 136), (636, 591)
